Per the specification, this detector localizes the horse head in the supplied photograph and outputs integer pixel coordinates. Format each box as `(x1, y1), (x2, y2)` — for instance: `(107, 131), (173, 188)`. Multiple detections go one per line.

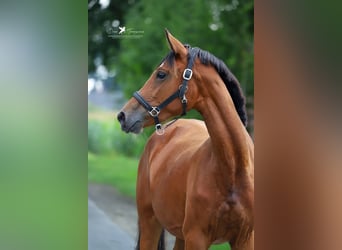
(117, 30), (200, 134)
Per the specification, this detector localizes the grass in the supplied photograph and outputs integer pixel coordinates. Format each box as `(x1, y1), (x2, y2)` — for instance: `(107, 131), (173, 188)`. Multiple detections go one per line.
(88, 152), (138, 198)
(210, 244), (230, 250)
(88, 109), (148, 157)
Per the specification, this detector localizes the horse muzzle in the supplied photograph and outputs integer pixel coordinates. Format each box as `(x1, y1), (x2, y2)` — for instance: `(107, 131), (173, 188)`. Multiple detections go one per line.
(117, 111), (144, 134)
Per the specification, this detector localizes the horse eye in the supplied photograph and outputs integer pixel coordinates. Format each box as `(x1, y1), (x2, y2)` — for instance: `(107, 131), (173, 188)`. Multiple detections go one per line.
(156, 71), (167, 80)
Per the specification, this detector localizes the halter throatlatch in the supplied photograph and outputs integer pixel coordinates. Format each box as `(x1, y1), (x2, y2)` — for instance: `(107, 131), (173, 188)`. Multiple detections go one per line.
(133, 47), (198, 135)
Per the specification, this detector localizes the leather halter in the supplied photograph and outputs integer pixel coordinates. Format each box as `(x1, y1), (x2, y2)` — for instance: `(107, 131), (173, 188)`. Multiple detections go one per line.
(133, 47), (198, 135)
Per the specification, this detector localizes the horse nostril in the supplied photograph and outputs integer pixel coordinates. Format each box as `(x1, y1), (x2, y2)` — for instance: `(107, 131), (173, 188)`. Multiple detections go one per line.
(117, 111), (126, 124)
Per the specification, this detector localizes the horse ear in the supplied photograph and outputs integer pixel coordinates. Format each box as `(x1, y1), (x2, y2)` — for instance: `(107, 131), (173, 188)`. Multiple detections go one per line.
(165, 29), (187, 58)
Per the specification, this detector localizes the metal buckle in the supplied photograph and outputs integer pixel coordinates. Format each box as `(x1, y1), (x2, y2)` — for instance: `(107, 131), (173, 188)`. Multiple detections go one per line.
(149, 107), (160, 117)
(155, 124), (165, 135)
(181, 96), (187, 104)
(182, 68), (193, 80)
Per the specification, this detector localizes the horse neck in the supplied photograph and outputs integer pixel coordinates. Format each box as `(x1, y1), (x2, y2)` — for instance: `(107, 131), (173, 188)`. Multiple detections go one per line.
(195, 70), (251, 188)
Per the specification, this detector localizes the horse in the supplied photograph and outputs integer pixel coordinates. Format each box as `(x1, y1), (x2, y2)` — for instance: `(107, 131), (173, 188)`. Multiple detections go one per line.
(117, 29), (254, 250)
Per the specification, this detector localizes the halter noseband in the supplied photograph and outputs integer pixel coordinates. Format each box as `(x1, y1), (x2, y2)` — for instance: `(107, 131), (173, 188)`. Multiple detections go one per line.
(133, 47), (198, 135)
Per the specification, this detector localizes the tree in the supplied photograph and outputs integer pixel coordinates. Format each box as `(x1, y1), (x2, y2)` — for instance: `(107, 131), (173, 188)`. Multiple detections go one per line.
(115, 0), (253, 98)
(88, 0), (132, 72)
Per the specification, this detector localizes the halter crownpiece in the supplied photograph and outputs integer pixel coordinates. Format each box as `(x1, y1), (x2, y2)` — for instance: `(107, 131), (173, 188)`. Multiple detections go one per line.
(133, 47), (199, 135)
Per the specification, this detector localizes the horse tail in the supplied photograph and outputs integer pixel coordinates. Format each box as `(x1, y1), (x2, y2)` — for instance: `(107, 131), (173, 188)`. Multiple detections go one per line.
(135, 227), (165, 250)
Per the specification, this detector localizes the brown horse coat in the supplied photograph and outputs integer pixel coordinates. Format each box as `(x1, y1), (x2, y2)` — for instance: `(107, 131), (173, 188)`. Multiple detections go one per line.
(118, 30), (254, 250)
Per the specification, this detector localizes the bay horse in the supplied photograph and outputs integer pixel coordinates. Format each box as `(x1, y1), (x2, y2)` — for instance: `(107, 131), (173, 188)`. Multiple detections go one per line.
(117, 30), (254, 250)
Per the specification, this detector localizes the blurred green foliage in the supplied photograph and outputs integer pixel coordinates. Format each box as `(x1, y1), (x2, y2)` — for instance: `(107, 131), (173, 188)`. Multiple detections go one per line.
(0, 0), (87, 249)
(88, 0), (253, 96)
(117, 0), (254, 98)
(88, 152), (138, 197)
(88, 114), (151, 157)
(88, 0), (130, 72)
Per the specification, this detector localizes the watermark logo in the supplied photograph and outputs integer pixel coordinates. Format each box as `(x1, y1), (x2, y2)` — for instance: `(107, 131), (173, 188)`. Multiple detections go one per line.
(107, 25), (144, 39)
(118, 26), (126, 34)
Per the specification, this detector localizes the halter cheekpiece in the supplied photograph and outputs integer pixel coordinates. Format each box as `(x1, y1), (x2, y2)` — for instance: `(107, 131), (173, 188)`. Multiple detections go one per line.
(133, 47), (198, 135)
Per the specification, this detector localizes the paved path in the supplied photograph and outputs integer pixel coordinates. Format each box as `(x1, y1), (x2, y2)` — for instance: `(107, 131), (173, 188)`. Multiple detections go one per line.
(88, 198), (135, 250)
(88, 183), (176, 250)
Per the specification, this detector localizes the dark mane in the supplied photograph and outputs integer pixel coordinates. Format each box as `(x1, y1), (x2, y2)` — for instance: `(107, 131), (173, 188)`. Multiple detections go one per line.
(161, 46), (248, 127)
(192, 46), (248, 127)
(159, 51), (175, 67)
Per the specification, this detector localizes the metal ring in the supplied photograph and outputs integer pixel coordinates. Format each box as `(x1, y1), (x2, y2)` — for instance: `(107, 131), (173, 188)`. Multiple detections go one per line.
(155, 124), (165, 135)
